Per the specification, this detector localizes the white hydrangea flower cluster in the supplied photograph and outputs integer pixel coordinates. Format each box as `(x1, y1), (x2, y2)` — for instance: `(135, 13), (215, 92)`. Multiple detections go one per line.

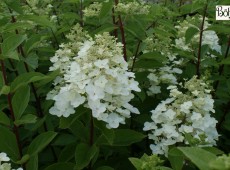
(47, 25), (141, 128)
(147, 61), (182, 95)
(143, 76), (219, 156)
(142, 34), (183, 95)
(83, 2), (103, 18)
(175, 15), (221, 54)
(0, 152), (23, 170)
(49, 24), (90, 72)
(114, 1), (150, 15)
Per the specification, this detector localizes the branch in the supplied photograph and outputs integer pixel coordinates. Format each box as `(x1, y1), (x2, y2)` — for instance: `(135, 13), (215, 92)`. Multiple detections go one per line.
(8, 7), (57, 161)
(8, 8), (46, 120)
(0, 53), (24, 169)
(80, 0), (84, 27)
(114, 0), (127, 61)
(196, 3), (208, 79)
(131, 40), (141, 72)
(118, 15), (127, 61)
(112, 4), (118, 38)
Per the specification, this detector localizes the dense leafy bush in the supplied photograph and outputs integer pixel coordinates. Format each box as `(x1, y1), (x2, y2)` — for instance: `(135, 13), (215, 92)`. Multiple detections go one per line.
(0, 0), (229, 169)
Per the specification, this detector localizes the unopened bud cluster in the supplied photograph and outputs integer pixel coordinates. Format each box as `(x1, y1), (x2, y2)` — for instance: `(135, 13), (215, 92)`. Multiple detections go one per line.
(114, 1), (150, 15)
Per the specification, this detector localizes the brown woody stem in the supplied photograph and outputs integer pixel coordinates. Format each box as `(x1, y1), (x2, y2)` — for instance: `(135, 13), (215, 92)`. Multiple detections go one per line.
(196, 3), (208, 79)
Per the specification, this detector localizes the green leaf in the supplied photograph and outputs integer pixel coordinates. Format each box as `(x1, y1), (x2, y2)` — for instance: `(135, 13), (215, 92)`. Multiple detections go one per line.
(12, 85), (30, 120)
(139, 51), (167, 63)
(16, 154), (30, 165)
(218, 0), (230, 5)
(75, 143), (98, 169)
(174, 48), (196, 60)
(200, 44), (209, 58)
(97, 129), (146, 146)
(24, 35), (44, 54)
(134, 59), (163, 69)
(36, 70), (60, 87)
(0, 126), (20, 161)
(93, 24), (118, 34)
(27, 116), (47, 132)
(168, 147), (184, 170)
(219, 56), (230, 65)
(99, 0), (113, 20)
(0, 85), (10, 95)
(129, 157), (143, 170)
(11, 72), (47, 92)
(0, 17), (9, 30)
(153, 28), (174, 38)
(61, 12), (80, 21)
(185, 26), (199, 44)
(18, 15), (54, 28)
(201, 58), (219, 67)
(63, 0), (79, 3)
(58, 144), (76, 162)
(179, 4), (192, 16)
(207, 25), (230, 34)
(184, 133), (200, 146)
(24, 53), (39, 69)
(69, 119), (88, 141)
(222, 119), (230, 131)
(0, 104), (8, 111)
(52, 134), (76, 146)
(3, 22), (33, 33)
(158, 19), (177, 35)
(27, 131), (57, 156)
(0, 111), (10, 126)
(1, 34), (27, 57)
(0, 50), (19, 60)
(178, 147), (217, 170)
(44, 163), (75, 170)
(14, 114), (37, 126)
(3, 0), (23, 14)
(0, 71), (3, 87)
(96, 166), (114, 170)
(227, 78), (230, 91)
(26, 155), (38, 170)
(157, 167), (173, 170)
(135, 90), (146, 102)
(124, 27), (139, 39)
(202, 147), (224, 155)
(125, 19), (146, 40)
(191, 0), (205, 13)
(94, 120), (114, 145)
(59, 106), (87, 129)
(112, 129), (146, 146)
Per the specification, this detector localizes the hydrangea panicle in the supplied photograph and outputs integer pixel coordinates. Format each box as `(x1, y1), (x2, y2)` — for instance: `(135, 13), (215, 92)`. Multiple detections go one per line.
(175, 15), (221, 55)
(47, 25), (141, 128)
(83, 2), (102, 18)
(142, 33), (183, 95)
(114, 1), (150, 15)
(0, 152), (23, 170)
(143, 76), (219, 156)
